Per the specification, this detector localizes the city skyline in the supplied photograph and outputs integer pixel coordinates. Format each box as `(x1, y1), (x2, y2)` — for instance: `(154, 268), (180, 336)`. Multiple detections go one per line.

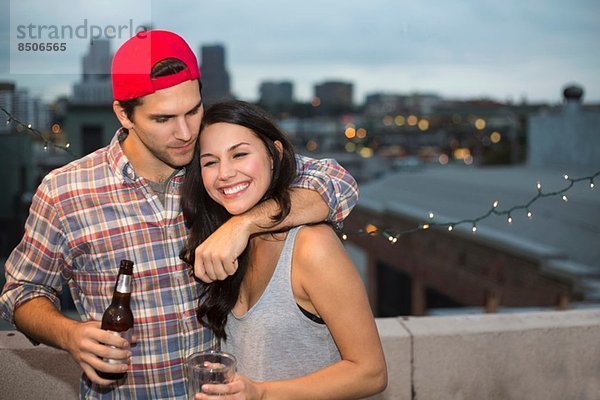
(1, 1), (599, 104)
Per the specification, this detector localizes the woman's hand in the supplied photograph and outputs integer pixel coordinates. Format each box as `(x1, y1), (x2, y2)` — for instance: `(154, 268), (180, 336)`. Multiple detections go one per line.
(194, 374), (264, 400)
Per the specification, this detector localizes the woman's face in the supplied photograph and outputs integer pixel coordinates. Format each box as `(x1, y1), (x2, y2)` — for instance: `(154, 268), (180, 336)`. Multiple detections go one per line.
(199, 122), (278, 215)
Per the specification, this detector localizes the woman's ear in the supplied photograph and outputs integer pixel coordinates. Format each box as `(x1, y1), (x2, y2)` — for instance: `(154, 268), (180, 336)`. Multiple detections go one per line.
(274, 140), (284, 158)
(271, 140), (284, 170)
(113, 100), (135, 130)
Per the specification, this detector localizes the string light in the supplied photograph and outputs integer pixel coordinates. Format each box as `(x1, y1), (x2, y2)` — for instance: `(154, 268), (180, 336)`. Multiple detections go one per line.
(0, 106), (76, 156)
(346, 170), (599, 243)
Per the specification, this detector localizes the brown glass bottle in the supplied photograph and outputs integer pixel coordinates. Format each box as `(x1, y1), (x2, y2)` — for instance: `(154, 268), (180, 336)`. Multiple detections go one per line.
(96, 259), (134, 380)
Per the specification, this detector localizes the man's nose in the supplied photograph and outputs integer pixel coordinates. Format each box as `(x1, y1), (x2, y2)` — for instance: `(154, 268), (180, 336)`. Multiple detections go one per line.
(174, 117), (193, 141)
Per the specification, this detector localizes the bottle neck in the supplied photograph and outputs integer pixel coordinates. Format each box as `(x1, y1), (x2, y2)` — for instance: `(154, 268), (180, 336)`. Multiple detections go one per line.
(115, 273), (132, 294)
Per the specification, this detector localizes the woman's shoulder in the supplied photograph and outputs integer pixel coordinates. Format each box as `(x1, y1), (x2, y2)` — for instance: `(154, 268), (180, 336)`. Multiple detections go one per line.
(295, 223), (340, 246)
(294, 224), (346, 268)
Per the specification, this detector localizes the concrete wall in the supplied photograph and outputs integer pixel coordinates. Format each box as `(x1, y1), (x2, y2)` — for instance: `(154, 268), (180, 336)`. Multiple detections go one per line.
(528, 105), (600, 169)
(1, 309), (599, 399)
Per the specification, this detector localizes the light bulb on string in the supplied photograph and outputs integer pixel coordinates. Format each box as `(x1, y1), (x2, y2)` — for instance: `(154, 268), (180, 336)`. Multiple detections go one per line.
(527, 209), (533, 219)
(65, 143), (71, 148)
(472, 224), (477, 233)
(492, 200), (499, 209)
(564, 174), (569, 181)
(507, 214), (513, 224)
(447, 225), (453, 232)
(422, 224), (430, 230)
(428, 212), (434, 220)
(590, 179), (595, 189)
(341, 233), (348, 241)
(536, 181), (542, 192)
(562, 195), (568, 202)
(27, 123), (32, 129)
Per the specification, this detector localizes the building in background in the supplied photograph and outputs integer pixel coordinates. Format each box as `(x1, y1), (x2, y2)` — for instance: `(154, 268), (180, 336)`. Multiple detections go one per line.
(66, 40), (119, 157)
(0, 82), (52, 255)
(314, 80), (354, 115)
(199, 44), (232, 105)
(528, 84), (600, 169)
(259, 81), (294, 113)
(72, 40), (113, 104)
(344, 85), (600, 318)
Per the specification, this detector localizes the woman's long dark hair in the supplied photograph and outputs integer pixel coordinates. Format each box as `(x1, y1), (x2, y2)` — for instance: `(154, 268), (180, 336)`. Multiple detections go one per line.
(180, 100), (297, 340)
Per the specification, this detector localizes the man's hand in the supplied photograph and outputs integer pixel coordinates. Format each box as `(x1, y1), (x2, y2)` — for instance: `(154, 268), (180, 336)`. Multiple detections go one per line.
(194, 216), (252, 282)
(64, 320), (133, 385)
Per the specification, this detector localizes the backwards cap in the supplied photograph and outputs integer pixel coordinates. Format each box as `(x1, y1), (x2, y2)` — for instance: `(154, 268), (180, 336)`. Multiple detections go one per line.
(111, 30), (201, 101)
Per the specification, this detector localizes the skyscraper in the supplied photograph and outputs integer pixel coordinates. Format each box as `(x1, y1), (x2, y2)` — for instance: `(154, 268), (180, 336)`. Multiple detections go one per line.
(199, 44), (232, 105)
(72, 40), (112, 104)
(259, 81), (294, 111)
(314, 81), (354, 115)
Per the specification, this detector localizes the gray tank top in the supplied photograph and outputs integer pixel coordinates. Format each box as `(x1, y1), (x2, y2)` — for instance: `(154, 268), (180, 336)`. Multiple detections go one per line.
(222, 226), (341, 381)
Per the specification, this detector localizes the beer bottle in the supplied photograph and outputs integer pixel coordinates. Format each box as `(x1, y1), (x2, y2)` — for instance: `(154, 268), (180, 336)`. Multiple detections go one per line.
(96, 259), (134, 380)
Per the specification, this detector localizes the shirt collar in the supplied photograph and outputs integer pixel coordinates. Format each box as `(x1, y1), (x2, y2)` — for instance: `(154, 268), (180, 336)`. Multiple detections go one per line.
(107, 128), (137, 183)
(107, 127), (187, 183)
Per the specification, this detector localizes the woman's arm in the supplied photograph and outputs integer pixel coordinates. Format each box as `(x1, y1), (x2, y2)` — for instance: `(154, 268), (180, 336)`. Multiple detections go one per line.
(193, 155), (359, 283)
(198, 224), (387, 400)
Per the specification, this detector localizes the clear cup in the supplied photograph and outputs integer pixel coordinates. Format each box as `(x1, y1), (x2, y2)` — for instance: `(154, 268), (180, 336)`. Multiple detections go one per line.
(187, 350), (237, 399)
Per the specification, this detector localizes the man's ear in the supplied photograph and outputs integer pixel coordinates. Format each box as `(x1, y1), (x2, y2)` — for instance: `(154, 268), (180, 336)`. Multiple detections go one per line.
(113, 100), (134, 129)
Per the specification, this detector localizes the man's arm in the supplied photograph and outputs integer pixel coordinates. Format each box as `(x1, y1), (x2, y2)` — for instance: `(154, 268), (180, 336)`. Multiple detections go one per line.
(292, 154), (359, 227)
(194, 188), (325, 282)
(193, 155), (358, 282)
(0, 178), (131, 385)
(14, 297), (132, 385)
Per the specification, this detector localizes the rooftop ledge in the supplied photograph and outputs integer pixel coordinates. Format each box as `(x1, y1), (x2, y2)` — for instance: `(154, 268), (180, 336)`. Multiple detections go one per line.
(1, 309), (599, 399)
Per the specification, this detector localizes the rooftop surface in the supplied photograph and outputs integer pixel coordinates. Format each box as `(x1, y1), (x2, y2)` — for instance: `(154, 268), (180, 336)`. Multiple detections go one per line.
(356, 163), (600, 296)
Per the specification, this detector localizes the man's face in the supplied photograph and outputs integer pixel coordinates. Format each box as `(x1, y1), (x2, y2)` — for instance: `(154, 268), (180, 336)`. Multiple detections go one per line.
(123, 79), (203, 178)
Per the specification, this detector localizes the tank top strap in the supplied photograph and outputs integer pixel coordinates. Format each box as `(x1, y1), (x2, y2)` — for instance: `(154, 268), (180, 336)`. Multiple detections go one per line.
(269, 225), (303, 293)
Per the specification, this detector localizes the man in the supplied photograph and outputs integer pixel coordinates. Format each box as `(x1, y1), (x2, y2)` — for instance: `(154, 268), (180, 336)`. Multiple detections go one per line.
(0, 30), (358, 399)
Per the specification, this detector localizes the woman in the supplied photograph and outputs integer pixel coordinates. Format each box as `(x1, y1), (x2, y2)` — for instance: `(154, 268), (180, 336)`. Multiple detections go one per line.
(181, 100), (387, 399)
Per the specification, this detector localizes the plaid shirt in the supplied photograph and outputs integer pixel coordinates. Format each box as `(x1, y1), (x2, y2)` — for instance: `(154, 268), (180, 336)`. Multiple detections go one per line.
(0, 129), (358, 399)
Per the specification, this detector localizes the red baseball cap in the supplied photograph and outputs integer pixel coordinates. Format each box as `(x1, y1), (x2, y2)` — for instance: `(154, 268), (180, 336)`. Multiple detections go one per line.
(111, 30), (201, 101)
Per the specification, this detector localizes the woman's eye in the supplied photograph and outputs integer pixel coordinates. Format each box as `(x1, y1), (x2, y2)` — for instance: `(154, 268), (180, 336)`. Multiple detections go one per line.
(233, 152), (248, 158)
(202, 161), (216, 167)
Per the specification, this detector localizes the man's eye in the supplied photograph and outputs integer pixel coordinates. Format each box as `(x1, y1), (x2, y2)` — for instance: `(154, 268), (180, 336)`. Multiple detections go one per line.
(154, 117), (169, 123)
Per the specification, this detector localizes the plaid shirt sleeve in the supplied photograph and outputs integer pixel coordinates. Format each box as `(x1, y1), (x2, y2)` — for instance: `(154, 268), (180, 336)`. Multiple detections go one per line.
(0, 176), (65, 326)
(293, 154), (359, 228)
